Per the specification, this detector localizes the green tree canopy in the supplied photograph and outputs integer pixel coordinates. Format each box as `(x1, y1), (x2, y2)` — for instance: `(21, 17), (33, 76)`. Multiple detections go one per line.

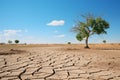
(103, 40), (107, 44)
(8, 40), (12, 44)
(15, 40), (19, 44)
(72, 14), (109, 48)
(67, 42), (71, 44)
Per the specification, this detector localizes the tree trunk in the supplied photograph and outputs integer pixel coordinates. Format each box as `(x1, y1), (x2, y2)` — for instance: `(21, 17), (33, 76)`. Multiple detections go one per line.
(84, 37), (89, 49)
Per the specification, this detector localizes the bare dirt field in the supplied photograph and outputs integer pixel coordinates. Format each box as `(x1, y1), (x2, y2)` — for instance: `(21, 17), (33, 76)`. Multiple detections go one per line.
(0, 44), (120, 80)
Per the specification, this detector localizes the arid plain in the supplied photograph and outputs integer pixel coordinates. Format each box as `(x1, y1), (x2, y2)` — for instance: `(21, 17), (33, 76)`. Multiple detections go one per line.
(0, 44), (120, 80)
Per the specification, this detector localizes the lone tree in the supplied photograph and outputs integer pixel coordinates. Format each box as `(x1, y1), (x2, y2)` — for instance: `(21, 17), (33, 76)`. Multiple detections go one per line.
(68, 42), (71, 44)
(103, 40), (106, 44)
(72, 14), (109, 48)
(8, 40), (12, 44)
(15, 40), (19, 44)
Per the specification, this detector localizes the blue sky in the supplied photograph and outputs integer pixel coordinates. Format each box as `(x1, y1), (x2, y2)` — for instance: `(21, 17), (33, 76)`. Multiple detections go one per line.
(0, 0), (120, 44)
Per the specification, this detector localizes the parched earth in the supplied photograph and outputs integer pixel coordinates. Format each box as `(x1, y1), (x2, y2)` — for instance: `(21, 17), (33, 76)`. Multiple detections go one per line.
(0, 46), (120, 80)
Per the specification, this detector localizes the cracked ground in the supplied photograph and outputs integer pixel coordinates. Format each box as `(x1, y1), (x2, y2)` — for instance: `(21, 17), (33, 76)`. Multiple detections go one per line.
(0, 44), (120, 80)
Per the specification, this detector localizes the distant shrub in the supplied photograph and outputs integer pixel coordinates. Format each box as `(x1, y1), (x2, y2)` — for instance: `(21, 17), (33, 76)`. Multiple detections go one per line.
(68, 42), (71, 44)
(24, 43), (27, 45)
(103, 40), (106, 44)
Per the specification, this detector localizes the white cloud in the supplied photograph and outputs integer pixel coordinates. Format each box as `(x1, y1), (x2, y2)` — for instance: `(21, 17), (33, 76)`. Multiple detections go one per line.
(3, 29), (22, 36)
(55, 34), (65, 38)
(47, 20), (65, 26)
(0, 29), (23, 43)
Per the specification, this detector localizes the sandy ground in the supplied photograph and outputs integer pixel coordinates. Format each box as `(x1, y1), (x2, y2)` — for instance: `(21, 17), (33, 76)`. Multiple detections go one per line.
(0, 44), (120, 80)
